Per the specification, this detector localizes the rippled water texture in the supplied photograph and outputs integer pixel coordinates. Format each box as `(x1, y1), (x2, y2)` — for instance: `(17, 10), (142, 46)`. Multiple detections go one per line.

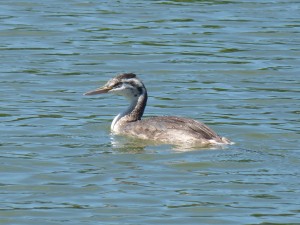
(1, 0), (300, 224)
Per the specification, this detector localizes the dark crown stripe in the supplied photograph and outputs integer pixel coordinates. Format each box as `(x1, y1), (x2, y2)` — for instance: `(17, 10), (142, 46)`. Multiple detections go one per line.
(116, 73), (136, 80)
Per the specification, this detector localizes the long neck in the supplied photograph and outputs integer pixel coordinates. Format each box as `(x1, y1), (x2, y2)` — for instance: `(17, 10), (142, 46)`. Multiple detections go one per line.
(111, 90), (147, 129)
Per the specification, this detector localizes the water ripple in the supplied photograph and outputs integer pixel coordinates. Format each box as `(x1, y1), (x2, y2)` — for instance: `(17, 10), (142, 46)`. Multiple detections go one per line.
(1, 0), (300, 224)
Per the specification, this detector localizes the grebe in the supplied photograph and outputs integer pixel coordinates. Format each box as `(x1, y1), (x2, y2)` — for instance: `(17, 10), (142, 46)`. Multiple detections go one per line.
(84, 73), (231, 147)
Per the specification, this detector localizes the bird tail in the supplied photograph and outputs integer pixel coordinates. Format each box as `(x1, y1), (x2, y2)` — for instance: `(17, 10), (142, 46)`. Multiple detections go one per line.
(221, 137), (234, 145)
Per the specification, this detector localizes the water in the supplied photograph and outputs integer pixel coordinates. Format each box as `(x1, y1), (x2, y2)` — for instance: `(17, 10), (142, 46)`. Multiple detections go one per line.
(1, 0), (300, 224)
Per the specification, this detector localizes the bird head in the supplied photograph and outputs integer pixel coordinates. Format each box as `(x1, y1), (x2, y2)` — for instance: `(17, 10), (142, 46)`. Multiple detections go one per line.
(84, 73), (146, 100)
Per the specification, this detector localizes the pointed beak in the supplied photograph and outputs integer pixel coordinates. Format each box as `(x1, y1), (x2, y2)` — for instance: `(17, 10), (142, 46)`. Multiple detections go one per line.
(84, 87), (112, 95)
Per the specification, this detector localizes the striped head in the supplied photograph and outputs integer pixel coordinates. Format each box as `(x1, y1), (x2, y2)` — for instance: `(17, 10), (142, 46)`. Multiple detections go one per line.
(84, 73), (146, 100)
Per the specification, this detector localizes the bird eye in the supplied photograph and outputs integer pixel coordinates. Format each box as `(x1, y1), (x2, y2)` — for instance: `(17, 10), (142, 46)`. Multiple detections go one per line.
(113, 82), (122, 89)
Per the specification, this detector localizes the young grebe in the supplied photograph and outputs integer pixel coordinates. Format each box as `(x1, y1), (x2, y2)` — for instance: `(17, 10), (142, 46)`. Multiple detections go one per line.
(84, 73), (231, 147)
